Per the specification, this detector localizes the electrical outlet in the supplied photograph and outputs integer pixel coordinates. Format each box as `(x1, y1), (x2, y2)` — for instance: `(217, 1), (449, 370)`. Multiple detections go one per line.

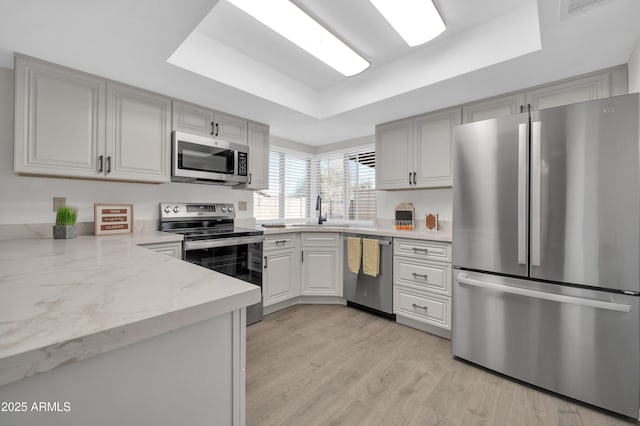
(53, 197), (66, 212)
(238, 201), (247, 211)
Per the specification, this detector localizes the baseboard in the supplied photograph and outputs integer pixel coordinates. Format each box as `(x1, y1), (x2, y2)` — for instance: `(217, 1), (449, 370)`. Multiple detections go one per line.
(396, 315), (451, 340)
(263, 296), (346, 315)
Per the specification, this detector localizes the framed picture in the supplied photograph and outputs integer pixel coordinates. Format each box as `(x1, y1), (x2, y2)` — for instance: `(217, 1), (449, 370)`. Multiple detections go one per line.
(94, 203), (134, 236)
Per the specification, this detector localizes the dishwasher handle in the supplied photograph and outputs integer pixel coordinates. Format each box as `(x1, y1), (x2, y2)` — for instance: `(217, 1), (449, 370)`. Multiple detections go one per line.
(344, 235), (392, 246)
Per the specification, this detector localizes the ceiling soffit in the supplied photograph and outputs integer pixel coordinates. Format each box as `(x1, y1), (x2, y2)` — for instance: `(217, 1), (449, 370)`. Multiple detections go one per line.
(168, 0), (541, 119)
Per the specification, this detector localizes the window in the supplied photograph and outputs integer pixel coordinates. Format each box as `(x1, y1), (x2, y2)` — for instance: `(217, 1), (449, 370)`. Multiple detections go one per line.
(253, 150), (311, 220)
(316, 146), (376, 222)
(254, 145), (376, 223)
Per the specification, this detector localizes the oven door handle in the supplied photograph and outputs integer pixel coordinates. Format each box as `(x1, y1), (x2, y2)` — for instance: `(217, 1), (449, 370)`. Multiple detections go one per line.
(184, 235), (265, 251)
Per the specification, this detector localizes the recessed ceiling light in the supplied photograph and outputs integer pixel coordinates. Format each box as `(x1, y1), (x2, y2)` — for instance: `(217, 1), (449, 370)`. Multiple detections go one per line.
(370, 0), (446, 47)
(226, 0), (370, 77)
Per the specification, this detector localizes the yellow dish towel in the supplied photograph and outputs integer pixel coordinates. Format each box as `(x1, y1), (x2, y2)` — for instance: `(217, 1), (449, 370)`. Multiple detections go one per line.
(363, 238), (380, 277)
(347, 237), (361, 273)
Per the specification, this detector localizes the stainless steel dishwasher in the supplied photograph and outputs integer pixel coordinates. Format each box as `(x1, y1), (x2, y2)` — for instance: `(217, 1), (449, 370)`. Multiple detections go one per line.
(343, 234), (394, 317)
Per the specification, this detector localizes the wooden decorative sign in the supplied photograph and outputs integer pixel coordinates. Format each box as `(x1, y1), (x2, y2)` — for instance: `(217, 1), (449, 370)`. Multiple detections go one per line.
(94, 203), (134, 236)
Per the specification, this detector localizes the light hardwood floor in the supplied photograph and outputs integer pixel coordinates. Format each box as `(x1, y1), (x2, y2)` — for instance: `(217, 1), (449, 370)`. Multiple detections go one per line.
(246, 304), (636, 426)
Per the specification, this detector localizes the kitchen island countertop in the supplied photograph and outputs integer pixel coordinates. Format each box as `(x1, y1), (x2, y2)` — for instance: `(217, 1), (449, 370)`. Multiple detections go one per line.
(0, 234), (260, 387)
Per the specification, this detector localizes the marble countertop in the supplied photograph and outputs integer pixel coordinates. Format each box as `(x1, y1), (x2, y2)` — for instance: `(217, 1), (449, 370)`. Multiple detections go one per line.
(260, 224), (452, 242)
(0, 234), (260, 387)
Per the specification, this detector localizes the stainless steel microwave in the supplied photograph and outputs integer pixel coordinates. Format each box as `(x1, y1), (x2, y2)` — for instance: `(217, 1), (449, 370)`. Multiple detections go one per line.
(171, 131), (249, 185)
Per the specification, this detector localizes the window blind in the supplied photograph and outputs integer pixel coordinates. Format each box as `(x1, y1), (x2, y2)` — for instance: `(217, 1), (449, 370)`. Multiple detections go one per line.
(254, 150), (311, 220)
(316, 145), (376, 222)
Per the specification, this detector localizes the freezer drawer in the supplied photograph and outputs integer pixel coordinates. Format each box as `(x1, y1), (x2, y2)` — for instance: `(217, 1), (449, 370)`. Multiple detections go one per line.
(452, 269), (640, 419)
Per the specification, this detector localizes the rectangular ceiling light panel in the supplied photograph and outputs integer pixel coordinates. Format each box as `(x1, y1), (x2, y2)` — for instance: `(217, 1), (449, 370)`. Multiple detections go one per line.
(370, 0), (446, 46)
(227, 0), (370, 77)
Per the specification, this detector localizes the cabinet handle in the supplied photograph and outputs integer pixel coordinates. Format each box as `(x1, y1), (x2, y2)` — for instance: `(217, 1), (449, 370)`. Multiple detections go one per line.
(412, 303), (428, 311)
(412, 247), (429, 253)
(301, 251), (304, 263)
(248, 173), (252, 184)
(520, 105), (524, 113)
(215, 122), (219, 136)
(210, 121), (215, 135)
(264, 256), (267, 269)
(106, 156), (112, 174)
(409, 172), (412, 185)
(275, 240), (286, 245)
(412, 272), (428, 280)
(413, 172), (416, 185)
(98, 155), (104, 173)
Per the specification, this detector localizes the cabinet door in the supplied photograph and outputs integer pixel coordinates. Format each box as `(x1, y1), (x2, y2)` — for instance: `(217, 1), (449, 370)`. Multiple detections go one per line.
(413, 107), (461, 188)
(214, 112), (247, 145)
(301, 248), (340, 296)
(106, 83), (171, 182)
(14, 56), (105, 178)
(172, 101), (215, 137)
(264, 249), (299, 306)
(462, 93), (525, 123)
(375, 119), (413, 189)
(525, 72), (611, 110)
(246, 121), (269, 190)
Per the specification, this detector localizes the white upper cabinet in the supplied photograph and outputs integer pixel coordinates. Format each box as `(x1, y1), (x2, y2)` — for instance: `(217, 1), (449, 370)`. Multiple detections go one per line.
(245, 121), (269, 190)
(214, 112), (248, 145)
(172, 101), (248, 145)
(171, 101), (215, 137)
(375, 118), (413, 189)
(106, 83), (171, 182)
(525, 72), (610, 111)
(14, 56), (105, 178)
(462, 67), (627, 123)
(462, 93), (526, 123)
(14, 55), (171, 183)
(376, 107), (460, 190)
(413, 108), (461, 188)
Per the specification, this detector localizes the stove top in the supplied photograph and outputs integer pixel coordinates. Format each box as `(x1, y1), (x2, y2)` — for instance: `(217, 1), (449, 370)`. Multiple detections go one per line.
(159, 202), (262, 241)
(171, 227), (263, 241)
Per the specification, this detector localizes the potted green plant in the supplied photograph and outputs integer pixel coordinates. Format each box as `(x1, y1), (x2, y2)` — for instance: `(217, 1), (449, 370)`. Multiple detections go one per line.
(53, 206), (78, 239)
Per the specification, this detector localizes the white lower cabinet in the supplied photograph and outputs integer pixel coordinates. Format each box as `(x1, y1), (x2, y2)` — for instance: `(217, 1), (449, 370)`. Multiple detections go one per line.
(263, 234), (300, 307)
(139, 241), (182, 259)
(393, 238), (452, 337)
(300, 233), (342, 297)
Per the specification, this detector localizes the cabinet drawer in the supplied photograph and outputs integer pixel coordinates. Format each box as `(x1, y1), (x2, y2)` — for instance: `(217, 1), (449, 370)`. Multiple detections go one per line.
(394, 258), (451, 295)
(265, 234), (297, 251)
(394, 238), (451, 262)
(301, 233), (339, 246)
(395, 286), (450, 329)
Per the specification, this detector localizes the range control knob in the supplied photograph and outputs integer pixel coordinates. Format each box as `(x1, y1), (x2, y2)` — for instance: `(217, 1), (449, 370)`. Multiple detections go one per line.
(221, 207), (227, 212)
(228, 206), (234, 212)
(164, 206), (171, 213)
(173, 206), (180, 213)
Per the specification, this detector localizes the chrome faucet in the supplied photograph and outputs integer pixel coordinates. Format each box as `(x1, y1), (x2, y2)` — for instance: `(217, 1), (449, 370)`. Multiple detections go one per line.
(316, 195), (327, 225)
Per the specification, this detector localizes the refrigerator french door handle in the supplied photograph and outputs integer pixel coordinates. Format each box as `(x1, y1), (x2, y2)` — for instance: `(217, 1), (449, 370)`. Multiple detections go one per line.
(457, 275), (631, 313)
(531, 121), (542, 267)
(517, 123), (528, 265)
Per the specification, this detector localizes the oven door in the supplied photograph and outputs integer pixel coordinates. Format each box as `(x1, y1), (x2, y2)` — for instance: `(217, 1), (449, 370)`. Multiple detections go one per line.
(172, 131), (248, 184)
(184, 236), (263, 324)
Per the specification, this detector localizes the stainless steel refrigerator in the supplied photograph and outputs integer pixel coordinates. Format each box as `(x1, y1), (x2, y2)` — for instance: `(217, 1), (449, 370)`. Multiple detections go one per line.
(452, 93), (640, 419)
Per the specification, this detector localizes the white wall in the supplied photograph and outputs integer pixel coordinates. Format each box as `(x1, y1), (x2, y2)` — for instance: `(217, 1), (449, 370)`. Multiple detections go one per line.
(629, 38), (640, 93)
(0, 68), (254, 225)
